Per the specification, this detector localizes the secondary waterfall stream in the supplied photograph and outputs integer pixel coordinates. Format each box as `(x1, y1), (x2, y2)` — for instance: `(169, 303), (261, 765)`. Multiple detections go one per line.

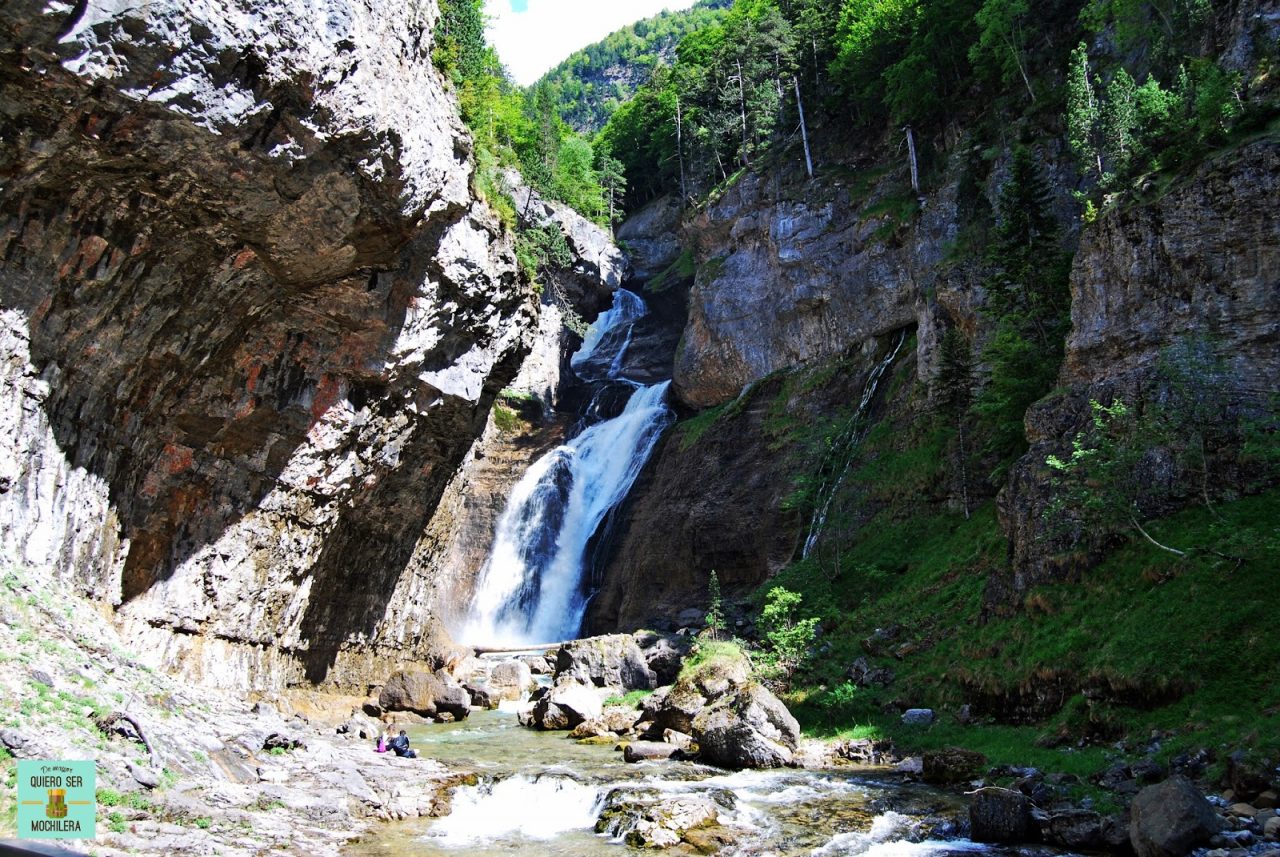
(462, 290), (674, 646)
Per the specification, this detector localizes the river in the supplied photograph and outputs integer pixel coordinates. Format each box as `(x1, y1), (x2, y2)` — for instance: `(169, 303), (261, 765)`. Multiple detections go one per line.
(348, 708), (1037, 856)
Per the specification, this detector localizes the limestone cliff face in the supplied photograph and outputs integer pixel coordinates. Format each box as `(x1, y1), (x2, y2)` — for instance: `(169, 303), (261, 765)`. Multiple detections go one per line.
(0, 0), (534, 691)
(672, 167), (949, 409)
(995, 139), (1280, 604)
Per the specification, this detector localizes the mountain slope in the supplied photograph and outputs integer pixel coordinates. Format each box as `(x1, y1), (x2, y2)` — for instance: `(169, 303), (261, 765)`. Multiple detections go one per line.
(535, 0), (732, 133)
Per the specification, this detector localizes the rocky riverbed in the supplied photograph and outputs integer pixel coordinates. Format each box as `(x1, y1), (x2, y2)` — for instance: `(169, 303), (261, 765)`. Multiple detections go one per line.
(4, 558), (1276, 857)
(0, 560), (471, 855)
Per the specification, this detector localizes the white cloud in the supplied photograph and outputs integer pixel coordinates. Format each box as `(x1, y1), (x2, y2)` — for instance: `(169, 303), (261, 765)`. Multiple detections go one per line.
(483, 0), (701, 86)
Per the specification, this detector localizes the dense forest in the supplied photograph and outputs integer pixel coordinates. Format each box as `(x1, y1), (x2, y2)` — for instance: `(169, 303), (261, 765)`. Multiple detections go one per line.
(535, 0), (733, 133)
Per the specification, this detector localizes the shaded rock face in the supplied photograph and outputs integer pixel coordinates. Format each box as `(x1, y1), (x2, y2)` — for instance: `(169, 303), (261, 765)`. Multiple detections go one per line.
(996, 140), (1280, 605)
(616, 196), (684, 282)
(0, 0), (535, 691)
(585, 342), (898, 634)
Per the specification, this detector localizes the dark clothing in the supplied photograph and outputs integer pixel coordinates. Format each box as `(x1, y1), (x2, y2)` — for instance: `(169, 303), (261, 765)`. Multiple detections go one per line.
(389, 734), (416, 758)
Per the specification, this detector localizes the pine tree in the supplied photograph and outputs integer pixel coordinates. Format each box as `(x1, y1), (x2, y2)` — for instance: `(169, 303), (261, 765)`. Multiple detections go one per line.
(973, 146), (1071, 475)
(705, 570), (725, 641)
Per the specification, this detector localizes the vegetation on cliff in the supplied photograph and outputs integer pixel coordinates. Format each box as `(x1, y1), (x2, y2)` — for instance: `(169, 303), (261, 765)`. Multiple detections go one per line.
(433, 0), (624, 228)
(596, 0), (1275, 212)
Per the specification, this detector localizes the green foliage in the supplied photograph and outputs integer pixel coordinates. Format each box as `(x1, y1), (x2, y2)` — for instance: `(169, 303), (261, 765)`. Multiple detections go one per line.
(756, 587), (820, 685)
(1065, 40), (1248, 193)
(1046, 340), (1277, 558)
(492, 403), (521, 434)
(704, 570), (725, 640)
(678, 639), (749, 682)
(514, 222), (573, 286)
(96, 788), (122, 807)
(108, 811), (127, 834)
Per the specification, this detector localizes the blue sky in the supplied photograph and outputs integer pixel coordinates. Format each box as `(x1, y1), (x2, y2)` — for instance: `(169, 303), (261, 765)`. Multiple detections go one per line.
(483, 0), (700, 86)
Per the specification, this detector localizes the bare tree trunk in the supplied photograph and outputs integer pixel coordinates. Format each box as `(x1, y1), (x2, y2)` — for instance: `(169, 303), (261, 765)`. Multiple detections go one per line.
(904, 125), (920, 196)
(1002, 33), (1036, 103)
(676, 94), (687, 205)
(957, 420), (971, 520)
(794, 76), (813, 178)
(1129, 514), (1187, 557)
(736, 59), (749, 167)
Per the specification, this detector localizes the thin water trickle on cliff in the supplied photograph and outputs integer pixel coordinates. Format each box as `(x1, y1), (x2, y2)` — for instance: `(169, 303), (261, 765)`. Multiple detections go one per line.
(803, 330), (908, 559)
(463, 290), (674, 646)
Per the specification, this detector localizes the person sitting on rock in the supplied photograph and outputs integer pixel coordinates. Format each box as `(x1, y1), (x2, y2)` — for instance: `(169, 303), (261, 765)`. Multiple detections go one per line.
(388, 729), (416, 758)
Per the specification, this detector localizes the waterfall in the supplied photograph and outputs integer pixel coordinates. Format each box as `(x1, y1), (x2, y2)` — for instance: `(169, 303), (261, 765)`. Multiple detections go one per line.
(463, 290), (673, 646)
(802, 330), (908, 559)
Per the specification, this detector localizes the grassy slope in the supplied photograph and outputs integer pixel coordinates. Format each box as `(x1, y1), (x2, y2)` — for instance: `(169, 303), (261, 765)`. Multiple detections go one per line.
(704, 349), (1280, 786)
(780, 464), (1279, 777)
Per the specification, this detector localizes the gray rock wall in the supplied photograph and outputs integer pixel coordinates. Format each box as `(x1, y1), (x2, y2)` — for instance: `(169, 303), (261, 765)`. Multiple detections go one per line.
(0, 0), (535, 691)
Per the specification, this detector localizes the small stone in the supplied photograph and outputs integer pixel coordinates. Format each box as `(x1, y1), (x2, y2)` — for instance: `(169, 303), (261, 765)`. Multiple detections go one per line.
(1258, 791), (1280, 809)
(623, 741), (680, 762)
(30, 669), (54, 687)
(1265, 816), (1280, 839)
(896, 757), (924, 775)
(900, 708), (934, 726)
(0, 728), (30, 751)
(662, 729), (694, 751)
(127, 761), (161, 789)
(1229, 803), (1258, 818)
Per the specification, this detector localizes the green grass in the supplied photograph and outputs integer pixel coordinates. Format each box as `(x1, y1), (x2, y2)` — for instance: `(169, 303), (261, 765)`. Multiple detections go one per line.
(645, 248), (696, 294)
(677, 402), (730, 451)
(677, 639), (749, 684)
(604, 689), (655, 707)
(492, 402), (523, 434)
(777, 486), (1280, 785)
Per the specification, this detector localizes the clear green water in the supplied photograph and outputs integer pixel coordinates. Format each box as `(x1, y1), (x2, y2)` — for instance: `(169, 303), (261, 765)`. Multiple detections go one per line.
(346, 710), (1030, 857)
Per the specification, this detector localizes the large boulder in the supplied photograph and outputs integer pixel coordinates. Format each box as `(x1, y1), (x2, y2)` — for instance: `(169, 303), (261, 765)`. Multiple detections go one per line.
(554, 635), (657, 691)
(923, 748), (988, 785)
(487, 660), (536, 702)
(1130, 776), (1221, 857)
(642, 645), (800, 770)
(530, 680), (603, 730)
(970, 788), (1037, 843)
(693, 684), (800, 769)
(378, 669), (471, 721)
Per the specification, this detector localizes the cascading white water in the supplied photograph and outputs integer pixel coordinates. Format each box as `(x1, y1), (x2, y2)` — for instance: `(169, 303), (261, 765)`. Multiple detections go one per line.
(463, 290), (673, 646)
(802, 330), (908, 559)
(427, 775), (604, 845)
(570, 289), (646, 375)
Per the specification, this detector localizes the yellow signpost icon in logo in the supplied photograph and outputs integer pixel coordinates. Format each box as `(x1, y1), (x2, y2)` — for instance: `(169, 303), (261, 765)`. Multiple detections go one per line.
(45, 788), (68, 819)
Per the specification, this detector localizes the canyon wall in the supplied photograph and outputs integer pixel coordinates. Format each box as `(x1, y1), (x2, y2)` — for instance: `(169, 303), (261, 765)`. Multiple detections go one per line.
(0, 0), (534, 692)
(597, 121), (1278, 626)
